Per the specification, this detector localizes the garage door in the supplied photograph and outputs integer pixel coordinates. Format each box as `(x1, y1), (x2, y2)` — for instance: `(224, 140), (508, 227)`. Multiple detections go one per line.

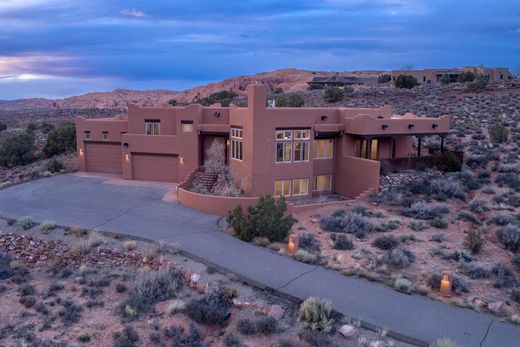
(85, 142), (122, 174)
(132, 154), (178, 182)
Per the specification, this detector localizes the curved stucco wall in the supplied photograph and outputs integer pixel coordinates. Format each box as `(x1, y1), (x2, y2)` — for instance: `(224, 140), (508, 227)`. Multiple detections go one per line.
(177, 187), (259, 216)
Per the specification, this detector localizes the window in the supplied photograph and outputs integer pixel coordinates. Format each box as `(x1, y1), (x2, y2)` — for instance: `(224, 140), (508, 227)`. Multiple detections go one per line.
(145, 120), (160, 135)
(274, 179), (291, 197)
(181, 121), (193, 132)
(292, 178), (308, 196)
(276, 129), (310, 163)
(84, 131), (91, 140)
(313, 139), (333, 159)
(354, 139), (378, 160)
(102, 131), (108, 141)
(230, 127), (243, 160)
(313, 175), (332, 191)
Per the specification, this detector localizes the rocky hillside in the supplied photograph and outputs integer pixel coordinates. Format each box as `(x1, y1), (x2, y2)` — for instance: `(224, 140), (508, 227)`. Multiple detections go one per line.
(0, 69), (381, 111)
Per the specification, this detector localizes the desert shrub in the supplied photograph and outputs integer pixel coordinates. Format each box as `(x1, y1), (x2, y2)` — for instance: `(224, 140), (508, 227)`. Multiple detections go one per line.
(123, 240), (137, 251)
(387, 247), (415, 268)
(26, 122), (37, 133)
(0, 122), (6, 132)
(394, 75), (418, 89)
(18, 216), (35, 230)
(457, 210), (480, 224)
(331, 233), (354, 250)
(298, 297), (333, 332)
(319, 210), (373, 238)
(40, 122), (55, 134)
(298, 330), (332, 347)
(116, 283), (127, 293)
(430, 233), (446, 243)
(274, 92), (304, 107)
(440, 151), (462, 172)
(458, 71), (475, 82)
(185, 288), (234, 326)
(429, 218), (448, 229)
(491, 263), (518, 288)
(227, 195), (294, 242)
(490, 214), (517, 226)
(197, 90), (237, 107)
(456, 169), (482, 191)
(375, 219), (400, 232)
(295, 249), (319, 264)
(113, 326), (139, 347)
(512, 289), (520, 305)
(445, 250), (472, 263)
(498, 164), (517, 173)
(38, 220), (58, 233)
(0, 132), (37, 167)
(255, 316), (277, 335)
(495, 173), (520, 191)
(237, 318), (256, 335)
(134, 266), (182, 302)
(19, 296), (36, 308)
(298, 233), (322, 253)
(440, 74), (451, 85)
(43, 123), (76, 157)
(464, 264), (491, 279)
(47, 159), (64, 173)
(409, 221), (428, 231)
(19, 283), (36, 296)
(223, 333), (245, 347)
(372, 235), (398, 250)
(513, 254), (520, 269)
(401, 201), (439, 220)
(496, 224), (520, 252)
(78, 334), (91, 343)
(378, 74), (391, 83)
(60, 299), (83, 325)
(164, 323), (203, 347)
(489, 122), (509, 143)
(469, 200), (489, 214)
(394, 277), (413, 293)
(323, 87), (344, 103)
(466, 74), (489, 91)
(463, 229), (485, 254)
(429, 271), (470, 295)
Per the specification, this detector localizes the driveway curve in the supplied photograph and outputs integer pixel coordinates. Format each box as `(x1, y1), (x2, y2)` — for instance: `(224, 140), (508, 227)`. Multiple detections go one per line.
(0, 174), (519, 347)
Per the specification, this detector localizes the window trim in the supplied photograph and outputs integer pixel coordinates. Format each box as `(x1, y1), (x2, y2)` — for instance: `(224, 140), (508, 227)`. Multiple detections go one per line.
(274, 179), (291, 197)
(312, 175), (332, 192)
(313, 139), (334, 160)
(230, 126), (243, 161)
(102, 131), (108, 141)
(84, 131), (91, 140)
(292, 178), (309, 196)
(145, 120), (161, 136)
(275, 128), (310, 164)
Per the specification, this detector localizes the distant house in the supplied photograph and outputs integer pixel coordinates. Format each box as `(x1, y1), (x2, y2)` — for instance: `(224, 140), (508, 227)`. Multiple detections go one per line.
(389, 66), (512, 84)
(308, 74), (375, 89)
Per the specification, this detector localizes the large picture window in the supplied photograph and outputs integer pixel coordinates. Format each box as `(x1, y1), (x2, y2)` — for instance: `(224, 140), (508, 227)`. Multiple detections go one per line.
(274, 179), (291, 197)
(275, 178), (309, 197)
(312, 175), (332, 191)
(230, 127), (243, 160)
(313, 139), (333, 159)
(354, 139), (378, 160)
(292, 178), (309, 196)
(276, 129), (310, 163)
(145, 120), (160, 135)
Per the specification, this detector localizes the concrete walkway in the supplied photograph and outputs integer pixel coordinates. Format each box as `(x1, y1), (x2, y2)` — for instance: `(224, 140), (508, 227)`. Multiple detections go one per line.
(0, 174), (518, 346)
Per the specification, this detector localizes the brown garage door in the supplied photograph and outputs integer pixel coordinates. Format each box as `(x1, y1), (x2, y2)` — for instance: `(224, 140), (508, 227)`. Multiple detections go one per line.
(85, 142), (122, 174)
(132, 154), (178, 182)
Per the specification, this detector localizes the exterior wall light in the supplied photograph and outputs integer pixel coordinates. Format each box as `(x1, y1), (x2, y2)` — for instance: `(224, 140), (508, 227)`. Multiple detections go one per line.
(288, 235), (298, 257)
(79, 148), (84, 156)
(432, 124), (438, 129)
(214, 112), (221, 117)
(179, 157), (184, 165)
(408, 124), (415, 129)
(321, 115), (327, 121)
(440, 269), (452, 297)
(226, 139), (230, 146)
(123, 143), (129, 148)
(125, 154), (130, 162)
(382, 124), (389, 130)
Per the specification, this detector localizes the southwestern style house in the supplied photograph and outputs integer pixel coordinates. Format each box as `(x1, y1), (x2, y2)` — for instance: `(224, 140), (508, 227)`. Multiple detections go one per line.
(76, 84), (450, 200)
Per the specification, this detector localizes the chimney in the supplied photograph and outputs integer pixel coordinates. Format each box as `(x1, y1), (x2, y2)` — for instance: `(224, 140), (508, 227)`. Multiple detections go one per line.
(247, 83), (266, 112)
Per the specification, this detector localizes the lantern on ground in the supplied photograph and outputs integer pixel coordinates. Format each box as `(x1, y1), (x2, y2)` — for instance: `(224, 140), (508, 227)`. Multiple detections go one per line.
(440, 269), (452, 297)
(288, 235), (298, 257)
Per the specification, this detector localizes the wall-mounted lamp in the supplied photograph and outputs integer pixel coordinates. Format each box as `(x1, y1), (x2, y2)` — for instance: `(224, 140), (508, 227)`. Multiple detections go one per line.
(125, 154), (130, 162)
(79, 148), (84, 156)
(226, 139), (230, 146)
(321, 115), (328, 121)
(440, 269), (453, 297)
(408, 124), (415, 129)
(382, 124), (389, 130)
(179, 157), (184, 165)
(123, 143), (129, 148)
(432, 124), (438, 129)
(214, 112), (221, 118)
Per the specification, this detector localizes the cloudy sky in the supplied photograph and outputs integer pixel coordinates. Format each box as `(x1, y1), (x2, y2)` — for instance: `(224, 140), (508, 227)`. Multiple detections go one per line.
(0, 0), (519, 99)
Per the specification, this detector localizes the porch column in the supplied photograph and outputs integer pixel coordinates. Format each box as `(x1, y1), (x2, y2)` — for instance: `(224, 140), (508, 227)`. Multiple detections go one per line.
(365, 138), (370, 159)
(417, 137), (422, 157)
(391, 138), (396, 159)
(440, 136), (445, 153)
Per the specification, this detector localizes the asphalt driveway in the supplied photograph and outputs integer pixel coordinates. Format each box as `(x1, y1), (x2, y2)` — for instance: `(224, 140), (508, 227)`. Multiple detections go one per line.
(0, 174), (519, 347)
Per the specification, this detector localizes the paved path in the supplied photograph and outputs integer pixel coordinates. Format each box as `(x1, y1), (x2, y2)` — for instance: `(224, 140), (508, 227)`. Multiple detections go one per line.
(0, 175), (518, 346)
